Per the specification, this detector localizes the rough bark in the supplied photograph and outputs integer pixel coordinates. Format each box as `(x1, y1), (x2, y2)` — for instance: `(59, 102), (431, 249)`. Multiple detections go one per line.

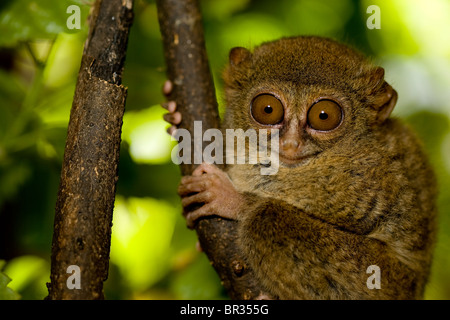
(47, 0), (134, 300)
(156, 0), (264, 299)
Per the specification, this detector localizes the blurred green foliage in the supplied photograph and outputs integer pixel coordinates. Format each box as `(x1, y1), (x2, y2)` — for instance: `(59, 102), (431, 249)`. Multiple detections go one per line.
(0, 0), (449, 300)
(0, 260), (20, 300)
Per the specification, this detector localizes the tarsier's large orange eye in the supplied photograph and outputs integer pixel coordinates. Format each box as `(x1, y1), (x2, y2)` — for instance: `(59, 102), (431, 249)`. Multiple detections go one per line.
(251, 94), (284, 125)
(307, 99), (343, 131)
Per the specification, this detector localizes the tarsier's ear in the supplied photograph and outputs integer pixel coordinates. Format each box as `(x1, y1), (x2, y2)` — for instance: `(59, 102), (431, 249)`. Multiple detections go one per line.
(369, 67), (398, 125)
(229, 47), (252, 67)
(223, 47), (252, 89)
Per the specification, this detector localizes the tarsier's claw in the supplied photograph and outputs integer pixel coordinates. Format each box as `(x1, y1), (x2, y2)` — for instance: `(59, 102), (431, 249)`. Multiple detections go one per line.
(162, 100), (177, 113)
(163, 111), (182, 126)
(166, 126), (177, 137)
(185, 211), (199, 229)
(163, 109), (182, 137)
(167, 101), (177, 113)
(196, 241), (203, 252)
(255, 293), (273, 300)
(163, 80), (173, 96)
(161, 81), (180, 137)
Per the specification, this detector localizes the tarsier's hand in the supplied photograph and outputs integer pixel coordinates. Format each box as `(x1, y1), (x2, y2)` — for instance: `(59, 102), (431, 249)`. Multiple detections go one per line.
(178, 163), (243, 229)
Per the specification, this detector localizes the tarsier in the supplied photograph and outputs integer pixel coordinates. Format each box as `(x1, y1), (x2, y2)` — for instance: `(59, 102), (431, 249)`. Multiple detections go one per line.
(162, 36), (437, 299)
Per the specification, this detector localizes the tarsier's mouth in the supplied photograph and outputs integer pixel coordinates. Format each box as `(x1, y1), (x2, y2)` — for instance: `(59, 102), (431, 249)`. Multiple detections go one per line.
(278, 152), (319, 166)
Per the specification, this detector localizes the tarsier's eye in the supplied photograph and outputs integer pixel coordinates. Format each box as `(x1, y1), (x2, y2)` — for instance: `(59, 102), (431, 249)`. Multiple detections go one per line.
(251, 94), (284, 125)
(307, 99), (343, 131)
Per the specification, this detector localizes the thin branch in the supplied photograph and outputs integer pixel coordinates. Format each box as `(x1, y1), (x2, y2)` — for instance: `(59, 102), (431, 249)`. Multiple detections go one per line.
(156, 0), (264, 299)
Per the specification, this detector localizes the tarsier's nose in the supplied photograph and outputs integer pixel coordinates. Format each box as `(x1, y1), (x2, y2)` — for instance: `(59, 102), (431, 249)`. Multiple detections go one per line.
(280, 138), (301, 157)
(281, 138), (299, 151)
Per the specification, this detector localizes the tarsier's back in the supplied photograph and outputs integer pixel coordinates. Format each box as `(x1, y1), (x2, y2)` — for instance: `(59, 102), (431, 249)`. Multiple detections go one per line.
(221, 36), (438, 299)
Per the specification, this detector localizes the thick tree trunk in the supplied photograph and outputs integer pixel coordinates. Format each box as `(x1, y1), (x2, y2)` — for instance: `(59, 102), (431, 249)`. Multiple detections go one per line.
(47, 0), (134, 300)
(156, 0), (264, 299)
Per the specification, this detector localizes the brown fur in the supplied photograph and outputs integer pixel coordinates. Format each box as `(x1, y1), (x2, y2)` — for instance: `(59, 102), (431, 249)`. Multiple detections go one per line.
(220, 36), (438, 299)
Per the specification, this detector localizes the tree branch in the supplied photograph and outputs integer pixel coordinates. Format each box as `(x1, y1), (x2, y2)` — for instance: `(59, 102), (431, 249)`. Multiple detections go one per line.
(47, 0), (134, 300)
(156, 0), (264, 299)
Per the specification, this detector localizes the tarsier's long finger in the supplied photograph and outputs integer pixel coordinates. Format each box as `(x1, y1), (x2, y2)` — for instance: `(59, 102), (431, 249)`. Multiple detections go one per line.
(163, 111), (182, 125)
(180, 175), (209, 185)
(192, 162), (221, 177)
(181, 191), (213, 209)
(162, 80), (173, 96)
(196, 241), (203, 252)
(161, 100), (177, 113)
(167, 126), (177, 137)
(185, 204), (213, 229)
(178, 180), (210, 196)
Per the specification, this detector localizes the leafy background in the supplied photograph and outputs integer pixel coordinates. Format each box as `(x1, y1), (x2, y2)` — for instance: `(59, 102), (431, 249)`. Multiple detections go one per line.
(0, 0), (449, 299)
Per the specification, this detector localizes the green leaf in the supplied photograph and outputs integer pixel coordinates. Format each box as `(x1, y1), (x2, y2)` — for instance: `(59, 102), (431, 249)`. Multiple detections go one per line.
(0, 0), (90, 46)
(0, 260), (21, 300)
(110, 196), (178, 292)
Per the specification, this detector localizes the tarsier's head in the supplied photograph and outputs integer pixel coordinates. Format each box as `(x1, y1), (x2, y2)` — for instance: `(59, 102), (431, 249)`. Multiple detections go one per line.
(222, 36), (397, 167)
